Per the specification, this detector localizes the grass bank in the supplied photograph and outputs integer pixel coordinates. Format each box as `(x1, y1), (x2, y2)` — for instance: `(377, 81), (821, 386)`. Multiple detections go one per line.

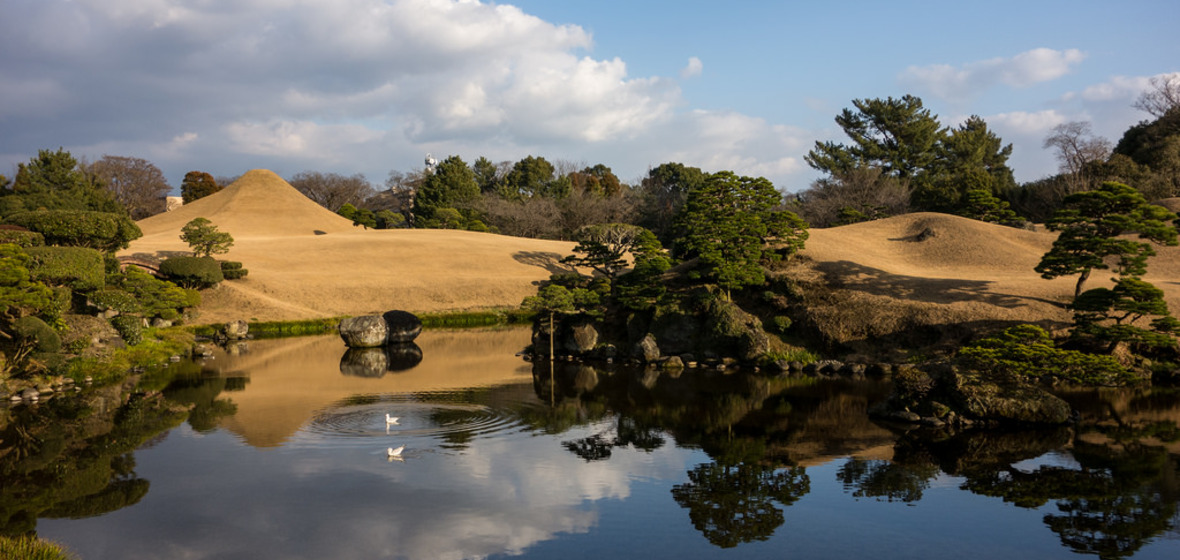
(189, 308), (535, 339)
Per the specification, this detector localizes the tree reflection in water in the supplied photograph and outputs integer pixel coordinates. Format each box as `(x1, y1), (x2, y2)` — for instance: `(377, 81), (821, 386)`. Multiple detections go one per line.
(0, 360), (235, 537)
(532, 359), (883, 548)
(534, 360), (1180, 555)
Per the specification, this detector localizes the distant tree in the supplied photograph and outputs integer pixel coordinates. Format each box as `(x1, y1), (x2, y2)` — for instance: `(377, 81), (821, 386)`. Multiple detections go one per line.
(806, 95), (942, 185)
(569, 164), (623, 197)
(384, 169), (426, 193)
(1043, 122), (1112, 194)
(794, 165), (909, 228)
(413, 155), (480, 228)
(1035, 182), (1177, 300)
(502, 155), (568, 200)
(374, 209), (405, 229)
(180, 171), (221, 204)
(85, 155), (171, 219)
(675, 171), (808, 299)
(637, 162), (708, 242)
(478, 194), (561, 239)
(955, 170), (1021, 224)
(180, 217), (234, 258)
(1133, 74), (1180, 118)
(1, 148), (121, 218)
(472, 156), (503, 194)
(289, 171), (375, 212)
(916, 115), (1016, 212)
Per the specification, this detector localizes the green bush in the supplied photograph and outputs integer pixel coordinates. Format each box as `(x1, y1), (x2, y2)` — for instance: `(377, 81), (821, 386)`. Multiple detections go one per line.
(111, 315), (144, 346)
(25, 246), (105, 291)
(219, 260), (248, 280)
(112, 268), (199, 319)
(159, 256), (223, 288)
(89, 288), (142, 314)
(14, 315), (61, 352)
(41, 286), (72, 326)
(770, 315), (793, 333)
(958, 324), (1135, 386)
(0, 228), (45, 247)
(7, 209), (142, 251)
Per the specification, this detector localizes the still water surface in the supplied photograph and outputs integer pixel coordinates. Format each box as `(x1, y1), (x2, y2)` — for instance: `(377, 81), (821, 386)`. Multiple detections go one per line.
(4, 327), (1180, 559)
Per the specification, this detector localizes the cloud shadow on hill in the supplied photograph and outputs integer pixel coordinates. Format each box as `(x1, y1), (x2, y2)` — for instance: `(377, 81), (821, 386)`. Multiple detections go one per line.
(815, 260), (1064, 309)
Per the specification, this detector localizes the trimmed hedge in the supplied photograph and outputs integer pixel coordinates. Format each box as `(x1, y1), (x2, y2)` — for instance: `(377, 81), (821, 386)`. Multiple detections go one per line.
(0, 228), (45, 247)
(111, 315), (144, 346)
(219, 260), (249, 280)
(25, 246), (105, 291)
(159, 256), (223, 288)
(14, 315), (61, 352)
(7, 209), (142, 251)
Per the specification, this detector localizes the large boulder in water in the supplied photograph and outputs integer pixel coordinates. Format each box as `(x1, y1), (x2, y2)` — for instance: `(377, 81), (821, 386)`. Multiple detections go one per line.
(382, 310), (422, 343)
(339, 316), (388, 348)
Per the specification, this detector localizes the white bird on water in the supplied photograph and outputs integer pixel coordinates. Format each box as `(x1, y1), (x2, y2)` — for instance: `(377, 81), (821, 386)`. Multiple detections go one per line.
(386, 414), (400, 425)
(387, 446), (405, 461)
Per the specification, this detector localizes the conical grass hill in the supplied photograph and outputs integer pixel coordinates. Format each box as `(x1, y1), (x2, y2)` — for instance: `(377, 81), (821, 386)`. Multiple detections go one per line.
(122, 169), (577, 323)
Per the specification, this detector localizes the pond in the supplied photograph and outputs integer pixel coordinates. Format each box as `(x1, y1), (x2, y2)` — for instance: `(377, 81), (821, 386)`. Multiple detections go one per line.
(3, 327), (1180, 559)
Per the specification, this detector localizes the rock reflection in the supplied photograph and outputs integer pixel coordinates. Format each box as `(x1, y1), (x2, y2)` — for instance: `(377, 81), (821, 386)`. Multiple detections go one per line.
(339, 343), (423, 378)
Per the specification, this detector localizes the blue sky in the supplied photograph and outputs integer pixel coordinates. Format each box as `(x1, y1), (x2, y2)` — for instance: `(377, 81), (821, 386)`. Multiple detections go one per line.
(2, 0), (1177, 194)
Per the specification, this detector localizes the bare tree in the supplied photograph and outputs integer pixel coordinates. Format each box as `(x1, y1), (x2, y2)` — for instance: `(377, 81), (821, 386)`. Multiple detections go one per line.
(1043, 122), (1111, 193)
(1133, 73), (1180, 118)
(478, 194), (561, 239)
(85, 155), (171, 219)
(794, 166), (910, 227)
(289, 171), (375, 212)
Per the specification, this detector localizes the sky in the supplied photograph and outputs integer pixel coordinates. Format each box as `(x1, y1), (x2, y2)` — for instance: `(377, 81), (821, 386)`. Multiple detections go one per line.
(2, 0), (1178, 194)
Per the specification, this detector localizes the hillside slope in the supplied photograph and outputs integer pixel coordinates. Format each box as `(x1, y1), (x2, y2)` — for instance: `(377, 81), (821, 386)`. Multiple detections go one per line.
(122, 170), (577, 323)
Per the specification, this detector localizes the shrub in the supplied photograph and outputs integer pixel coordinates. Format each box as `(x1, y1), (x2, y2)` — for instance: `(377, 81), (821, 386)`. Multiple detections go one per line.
(113, 267), (199, 318)
(770, 315), (793, 333)
(0, 227), (45, 247)
(111, 315), (144, 346)
(159, 256), (223, 288)
(14, 315), (61, 352)
(7, 209), (142, 251)
(41, 286), (72, 327)
(89, 288), (142, 314)
(219, 260), (249, 280)
(958, 324), (1135, 386)
(24, 246), (105, 291)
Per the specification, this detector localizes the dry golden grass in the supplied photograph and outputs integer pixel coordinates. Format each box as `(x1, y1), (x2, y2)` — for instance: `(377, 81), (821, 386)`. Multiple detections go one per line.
(122, 170), (1180, 341)
(787, 212), (1180, 353)
(122, 169), (578, 323)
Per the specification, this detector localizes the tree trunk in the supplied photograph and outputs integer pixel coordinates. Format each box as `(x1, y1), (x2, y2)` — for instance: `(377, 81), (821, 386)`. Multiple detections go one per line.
(1073, 268), (1092, 301)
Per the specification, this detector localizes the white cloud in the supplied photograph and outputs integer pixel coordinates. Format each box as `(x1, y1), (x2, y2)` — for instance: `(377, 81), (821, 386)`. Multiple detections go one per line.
(680, 57), (703, 79)
(987, 110), (1068, 136)
(900, 48), (1086, 101)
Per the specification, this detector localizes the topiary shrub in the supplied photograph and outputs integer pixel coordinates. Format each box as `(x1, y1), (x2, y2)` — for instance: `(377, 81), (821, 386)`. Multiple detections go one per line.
(219, 260), (249, 280)
(7, 209), (142, 251)
(159, 256), (223, 288)
(958, 324), (1136, 386)
(770, 315), (793, 333)
(113, 267), (200, 319)
(24, 246), (105, 291)
(13, 316), (61, 353)
(110, 315), (143, 346)
(0, 227), (45, 247)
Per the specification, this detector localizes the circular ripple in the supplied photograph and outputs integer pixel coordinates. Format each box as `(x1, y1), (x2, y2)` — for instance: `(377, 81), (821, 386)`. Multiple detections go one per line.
(302, 396), (530, 444)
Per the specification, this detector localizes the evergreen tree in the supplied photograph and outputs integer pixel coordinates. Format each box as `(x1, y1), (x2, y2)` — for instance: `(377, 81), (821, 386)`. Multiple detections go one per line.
(413, 155), (479, 228)
(180, 171), (221, 204)
(674, 171), (808, 299)
(1035, 182), (1177, 300)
